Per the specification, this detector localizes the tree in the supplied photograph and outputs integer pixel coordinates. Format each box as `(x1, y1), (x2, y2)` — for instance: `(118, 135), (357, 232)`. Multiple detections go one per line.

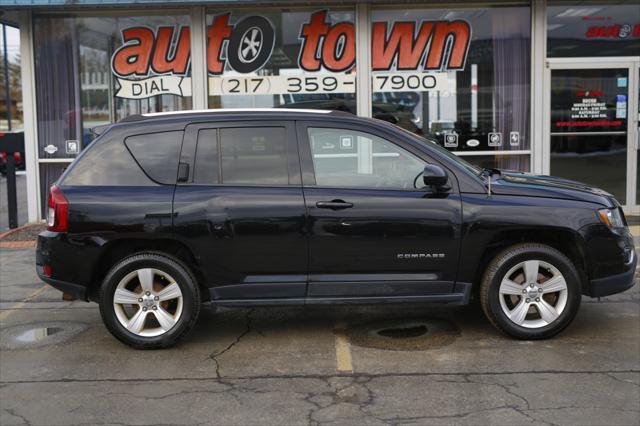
(0, 48), (23, 130)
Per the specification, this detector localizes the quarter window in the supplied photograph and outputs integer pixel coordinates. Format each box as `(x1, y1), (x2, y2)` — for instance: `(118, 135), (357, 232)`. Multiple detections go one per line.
(125, 131), (183, 184)
(62, 137), (153, 186)
(308, 127), (425, 190)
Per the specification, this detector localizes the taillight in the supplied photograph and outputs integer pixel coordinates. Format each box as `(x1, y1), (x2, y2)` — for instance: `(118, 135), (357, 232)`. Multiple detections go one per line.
(14, 152), (21, 163)
(47, 185), (69, 232)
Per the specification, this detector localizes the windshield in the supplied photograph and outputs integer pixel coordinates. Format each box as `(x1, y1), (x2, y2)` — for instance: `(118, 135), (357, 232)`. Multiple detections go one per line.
(392, 125), (483, 177)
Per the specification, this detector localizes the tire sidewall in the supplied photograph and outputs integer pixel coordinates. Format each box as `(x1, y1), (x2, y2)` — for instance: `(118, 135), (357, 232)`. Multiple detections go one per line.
(227, 16), (275, 73)
(99, 254), (199, 348)
(488, 247), (581, 338)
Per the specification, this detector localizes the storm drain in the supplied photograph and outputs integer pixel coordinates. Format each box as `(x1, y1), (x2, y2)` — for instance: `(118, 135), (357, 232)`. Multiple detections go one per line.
(346, 318), (459, 351)
(1, 322), (87, 350)
(376, 323), (428, 339)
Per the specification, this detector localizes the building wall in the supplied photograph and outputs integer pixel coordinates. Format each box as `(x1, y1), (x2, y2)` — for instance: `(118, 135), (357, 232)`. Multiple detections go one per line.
(15, 1), (640, 220)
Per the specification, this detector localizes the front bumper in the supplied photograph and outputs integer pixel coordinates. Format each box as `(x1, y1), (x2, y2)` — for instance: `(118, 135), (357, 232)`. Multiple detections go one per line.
(588, 249), (637, 297)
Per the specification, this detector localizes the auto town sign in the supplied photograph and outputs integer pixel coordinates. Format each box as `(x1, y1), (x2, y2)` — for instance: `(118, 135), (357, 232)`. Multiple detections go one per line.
(111, 11), (471, 99)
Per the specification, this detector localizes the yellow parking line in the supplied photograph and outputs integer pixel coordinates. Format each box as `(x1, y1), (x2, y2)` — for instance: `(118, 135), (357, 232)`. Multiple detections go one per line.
(0, 285), (48, 323)
(629, 224), (639, 238)
(334, 320), (353, 373)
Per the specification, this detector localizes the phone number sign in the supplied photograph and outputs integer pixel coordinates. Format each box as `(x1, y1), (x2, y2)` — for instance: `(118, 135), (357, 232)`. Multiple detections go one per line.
(208, 74), (356, 96)
(206, 72), (448, 96)
(372, 72), (447, 92)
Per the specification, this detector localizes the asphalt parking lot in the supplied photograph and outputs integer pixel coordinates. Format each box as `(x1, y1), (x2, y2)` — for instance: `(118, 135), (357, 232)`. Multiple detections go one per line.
(1, 245), (639, 425)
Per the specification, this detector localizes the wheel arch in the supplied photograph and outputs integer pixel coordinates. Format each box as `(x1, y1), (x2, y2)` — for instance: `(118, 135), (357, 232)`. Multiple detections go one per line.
(469, 228), (589, 299)
(89, 238), (209, 302)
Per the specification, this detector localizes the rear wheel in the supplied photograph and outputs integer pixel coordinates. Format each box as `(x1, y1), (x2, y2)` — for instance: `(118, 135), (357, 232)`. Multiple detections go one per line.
(480, 243), (581, 339)
(99, 253), (200, 349)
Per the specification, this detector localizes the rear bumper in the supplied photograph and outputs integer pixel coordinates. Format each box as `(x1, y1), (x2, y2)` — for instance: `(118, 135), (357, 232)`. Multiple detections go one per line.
(588, 249), (637, 297)
(36, 231), (92, 301)
(36, 265), (88, 300)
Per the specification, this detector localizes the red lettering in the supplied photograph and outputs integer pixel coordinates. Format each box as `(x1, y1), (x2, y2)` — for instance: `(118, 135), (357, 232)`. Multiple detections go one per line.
(372, 22), (433, 71)
(586, 26), (598, 38)
(576, 91), (603, 97)
(152, 26), (190, 75)
(425, 21), (471, 70)
(207, 14), (233, 75)
(371, 20), (470, 71)
(299, 11), (330, 71)
(321, 22), (356, 72)
(586, 23), (640, 39)
(112, 27), (155, 77)
(556, 120), (622, 127)
(612, 24), (621, 38)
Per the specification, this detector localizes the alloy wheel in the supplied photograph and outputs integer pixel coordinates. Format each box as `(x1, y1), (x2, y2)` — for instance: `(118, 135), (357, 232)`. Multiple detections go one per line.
(112, 268), (183, 337)
(498, 260), (568, 329)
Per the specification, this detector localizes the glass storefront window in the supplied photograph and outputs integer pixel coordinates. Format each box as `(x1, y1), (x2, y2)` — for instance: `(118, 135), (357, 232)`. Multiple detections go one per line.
(636, 68), (639, 206)
(33, 12), (192, 214)
(547, 1), (640, 58)
(370, 5), (531, 172)
(549, 68), (629, 203)
(33, 12), (192, 160)
(205, 9), (356, 112)
(0, 24), (22, 131)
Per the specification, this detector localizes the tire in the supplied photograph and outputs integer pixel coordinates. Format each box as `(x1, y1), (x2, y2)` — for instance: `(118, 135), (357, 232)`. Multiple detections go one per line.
(99, 252), (201, 349)
(227, 15), (275, 73)
(480, 243), (581, 340)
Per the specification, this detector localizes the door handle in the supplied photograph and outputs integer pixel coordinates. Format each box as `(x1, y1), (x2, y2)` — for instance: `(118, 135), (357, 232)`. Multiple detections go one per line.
(315, 200), (353, 210)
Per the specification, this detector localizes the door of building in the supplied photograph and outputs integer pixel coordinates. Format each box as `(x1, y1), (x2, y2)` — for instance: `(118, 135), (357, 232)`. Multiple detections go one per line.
(544, 58), (639, 212)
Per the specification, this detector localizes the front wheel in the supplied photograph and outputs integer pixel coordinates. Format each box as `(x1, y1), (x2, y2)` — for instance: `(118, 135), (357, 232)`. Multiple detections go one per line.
(480, 243), (581, 339)
(99, 253), (201, 349)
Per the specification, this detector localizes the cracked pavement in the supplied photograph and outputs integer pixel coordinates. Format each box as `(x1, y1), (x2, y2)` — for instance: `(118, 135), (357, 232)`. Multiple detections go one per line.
(1, 247), (639, 425)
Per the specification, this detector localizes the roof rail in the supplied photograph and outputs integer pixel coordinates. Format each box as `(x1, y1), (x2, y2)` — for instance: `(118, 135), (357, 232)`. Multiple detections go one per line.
(117, 108), (355, 123)
(90, 123), (112, 137)
(119, 114), (145, 123)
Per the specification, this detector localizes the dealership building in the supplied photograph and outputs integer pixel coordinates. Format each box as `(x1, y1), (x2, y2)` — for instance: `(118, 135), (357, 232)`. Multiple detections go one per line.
(1, 0), (639, 221)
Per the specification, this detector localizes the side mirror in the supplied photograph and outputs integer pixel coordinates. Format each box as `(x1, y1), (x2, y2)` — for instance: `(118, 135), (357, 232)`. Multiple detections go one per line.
(423, 164), (449, 188)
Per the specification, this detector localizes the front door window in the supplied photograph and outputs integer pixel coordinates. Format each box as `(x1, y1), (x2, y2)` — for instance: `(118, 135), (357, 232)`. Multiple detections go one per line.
(307, 127), (425, 190)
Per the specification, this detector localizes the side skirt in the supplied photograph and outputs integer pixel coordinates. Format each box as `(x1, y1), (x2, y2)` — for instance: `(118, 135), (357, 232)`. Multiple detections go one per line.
(212, 282), (472, 307)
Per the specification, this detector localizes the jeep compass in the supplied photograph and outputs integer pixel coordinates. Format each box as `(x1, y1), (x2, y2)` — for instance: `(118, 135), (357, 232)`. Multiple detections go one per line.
(36, 109), (636, 348)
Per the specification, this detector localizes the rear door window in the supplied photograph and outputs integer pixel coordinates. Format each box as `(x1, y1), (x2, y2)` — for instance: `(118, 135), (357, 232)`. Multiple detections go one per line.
(193, 126), (290, 185)
(194, 129), (219, 184)
(220, 127), (288, 185)
(125, 131), (183, 184)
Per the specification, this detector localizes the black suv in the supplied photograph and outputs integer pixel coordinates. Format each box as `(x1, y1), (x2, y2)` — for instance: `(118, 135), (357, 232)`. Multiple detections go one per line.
(37, 109), (636, 349)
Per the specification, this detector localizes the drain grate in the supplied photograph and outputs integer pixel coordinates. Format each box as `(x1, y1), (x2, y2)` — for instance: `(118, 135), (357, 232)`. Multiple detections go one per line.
(346, 318), (459, 351)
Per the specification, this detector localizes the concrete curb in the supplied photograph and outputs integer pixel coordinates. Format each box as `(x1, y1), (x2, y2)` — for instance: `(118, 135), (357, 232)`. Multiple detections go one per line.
(0, 223), (43, 249)
(0, 223), (34, 240)
(0, 241), (36, 249)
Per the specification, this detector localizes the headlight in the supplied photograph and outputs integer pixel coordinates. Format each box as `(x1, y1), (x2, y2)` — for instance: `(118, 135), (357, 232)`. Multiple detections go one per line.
(598, 208), (625, 228)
